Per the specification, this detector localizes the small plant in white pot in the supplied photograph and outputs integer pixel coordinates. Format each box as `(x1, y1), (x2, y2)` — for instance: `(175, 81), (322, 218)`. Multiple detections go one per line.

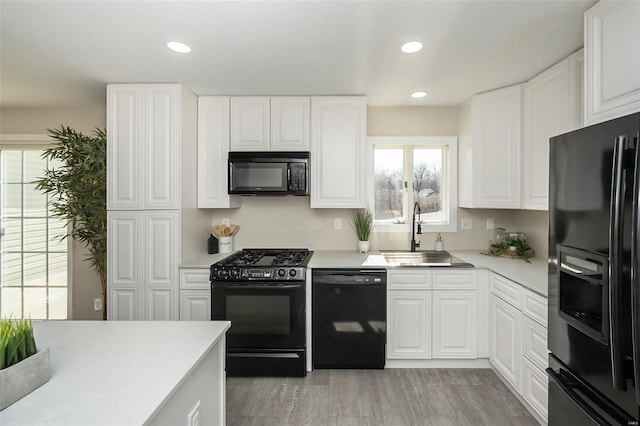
(0, 318), (50, 410)
(350, 209), (374, 253)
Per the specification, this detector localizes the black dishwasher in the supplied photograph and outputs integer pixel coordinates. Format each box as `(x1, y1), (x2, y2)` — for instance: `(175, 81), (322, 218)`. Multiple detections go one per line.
(312, 268), (386, 369)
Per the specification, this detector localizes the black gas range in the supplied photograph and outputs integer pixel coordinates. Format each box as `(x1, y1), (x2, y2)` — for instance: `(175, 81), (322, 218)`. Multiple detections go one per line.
(210, 248), (313, 377)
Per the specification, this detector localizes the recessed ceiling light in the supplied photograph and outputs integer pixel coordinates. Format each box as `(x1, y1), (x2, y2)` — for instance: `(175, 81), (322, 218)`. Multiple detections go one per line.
(411, 91), (428, 98)
(401, 41), (423, 54)
(167, 41), (191, 53)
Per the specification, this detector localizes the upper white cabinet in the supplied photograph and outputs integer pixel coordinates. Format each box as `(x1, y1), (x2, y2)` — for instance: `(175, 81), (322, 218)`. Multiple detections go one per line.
(107, 84), (181, 210)
(310, 96), (367, 208)
(230, 96), (310, 151)
(271, 97), (311, 151)
(585, 0), (640, 125)
(458, 84), (523, 209)
(230, 97), (271, 150)
(522, 51), (582, 210)
(197, 96), (241, 208)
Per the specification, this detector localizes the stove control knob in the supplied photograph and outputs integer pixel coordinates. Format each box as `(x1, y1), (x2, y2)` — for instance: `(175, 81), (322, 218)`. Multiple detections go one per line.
(289, 269), (297, 277)
(278, 269), (286, 278)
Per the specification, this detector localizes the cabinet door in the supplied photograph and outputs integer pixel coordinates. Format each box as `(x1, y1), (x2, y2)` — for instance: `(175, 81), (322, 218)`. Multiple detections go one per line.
(271, 97), (310, 151)
(143, 211), (179, 320)
(310, 97), (367, 208)
(585, 0), (640, 125)
(109, 288), (139, 320)
(180, 291), (211, 321)
(522, 358), (549, 421)
(107, 85), (141, 210)
(197, 97), (241, 208)
(387, 291), (431, 359)
(230, 97), (270, 150)
(142, 85), (181, 209)
(471, 85), (522, 208)
(523, 55), (580, 210)
(432, 291), (477, 358)
(490, 294), (522, 391)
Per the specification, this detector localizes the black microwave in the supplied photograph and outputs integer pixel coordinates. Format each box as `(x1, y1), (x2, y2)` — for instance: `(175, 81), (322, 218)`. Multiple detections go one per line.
(228, 151), (310, 195)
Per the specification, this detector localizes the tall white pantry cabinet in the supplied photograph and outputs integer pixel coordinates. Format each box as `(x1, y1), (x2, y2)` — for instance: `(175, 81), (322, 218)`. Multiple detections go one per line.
(107, 84), (198, 320)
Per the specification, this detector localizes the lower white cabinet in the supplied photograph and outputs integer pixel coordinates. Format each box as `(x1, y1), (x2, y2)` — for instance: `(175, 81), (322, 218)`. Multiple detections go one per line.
(432, 291), (477, 358)
(489, 294), (522, 390)
(108, 210), (180, 320)
(179, 268), (211, 321)
(387, 291), (432, 358)
(489, 272), (548, 422)
(387, 269), (480, 360)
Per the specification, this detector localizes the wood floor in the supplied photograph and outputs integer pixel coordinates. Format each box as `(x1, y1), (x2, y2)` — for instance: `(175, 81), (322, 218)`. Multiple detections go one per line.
(226, 368), (538, 426)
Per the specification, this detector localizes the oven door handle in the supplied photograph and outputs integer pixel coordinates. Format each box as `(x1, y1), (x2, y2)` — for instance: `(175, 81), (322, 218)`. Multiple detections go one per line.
(211, 282), (304, 290)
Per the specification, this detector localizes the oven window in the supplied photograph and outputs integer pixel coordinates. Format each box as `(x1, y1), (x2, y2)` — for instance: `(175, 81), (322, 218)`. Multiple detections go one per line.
(231, 163), (287, 191)
(227, 295), (290, 335)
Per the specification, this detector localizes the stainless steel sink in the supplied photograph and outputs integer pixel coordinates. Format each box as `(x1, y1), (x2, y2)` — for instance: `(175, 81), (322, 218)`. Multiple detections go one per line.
(379, 250), (453, 266)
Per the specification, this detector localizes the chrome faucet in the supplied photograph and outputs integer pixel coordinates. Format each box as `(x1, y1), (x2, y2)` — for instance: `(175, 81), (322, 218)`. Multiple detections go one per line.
(411, 202), (422, 252)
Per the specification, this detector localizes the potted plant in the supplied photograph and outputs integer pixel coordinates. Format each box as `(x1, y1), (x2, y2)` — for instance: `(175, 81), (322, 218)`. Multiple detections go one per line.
(350, 209), (374, 253)
(0, 318), (50, 409)
(34, 126), (107, 319)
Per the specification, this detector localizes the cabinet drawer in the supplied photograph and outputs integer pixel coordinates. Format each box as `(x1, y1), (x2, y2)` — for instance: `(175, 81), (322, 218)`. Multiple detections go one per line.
(388, 270), (432, 290)
(433, 269), (477, 290)
(522, 289), (547, 327)
(179, 269), (210, 290)
(490, 273), (521, 308)
(522, 358), (548, 421)
(522, 316), (548, 371)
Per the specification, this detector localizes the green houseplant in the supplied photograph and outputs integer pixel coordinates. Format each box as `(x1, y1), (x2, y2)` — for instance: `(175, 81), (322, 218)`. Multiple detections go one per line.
(34, 126), (107, 319)
(0, 317), (50, 409)
(350, 209), (374, 253)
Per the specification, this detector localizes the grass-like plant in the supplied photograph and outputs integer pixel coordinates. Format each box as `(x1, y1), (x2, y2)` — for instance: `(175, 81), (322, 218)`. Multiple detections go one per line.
(350, 209), (374, 241)
(0, 318), (37, 370)
(34, 126), (107, 319)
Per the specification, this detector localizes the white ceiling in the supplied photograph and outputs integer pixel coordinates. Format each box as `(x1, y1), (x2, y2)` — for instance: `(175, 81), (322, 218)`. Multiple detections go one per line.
(0, 0), (596, 109)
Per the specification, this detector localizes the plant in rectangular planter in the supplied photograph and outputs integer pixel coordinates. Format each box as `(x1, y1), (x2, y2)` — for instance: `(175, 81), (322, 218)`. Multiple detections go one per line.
(0, 318), (50, 410)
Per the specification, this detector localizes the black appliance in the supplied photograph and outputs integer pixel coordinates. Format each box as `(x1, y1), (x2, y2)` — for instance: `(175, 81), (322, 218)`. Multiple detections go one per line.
(312, 268), (386, 369)
(548, 112), (640, 425)
(228, 151), (309, 195)
(210, 248), (313, 377)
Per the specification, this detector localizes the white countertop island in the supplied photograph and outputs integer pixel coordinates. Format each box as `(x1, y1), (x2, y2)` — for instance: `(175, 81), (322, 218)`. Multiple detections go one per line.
(0, 320), (230, 426)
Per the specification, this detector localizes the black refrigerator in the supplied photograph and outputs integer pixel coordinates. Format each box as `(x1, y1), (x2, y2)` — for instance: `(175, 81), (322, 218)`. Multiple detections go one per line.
(548, 112), (640, 425)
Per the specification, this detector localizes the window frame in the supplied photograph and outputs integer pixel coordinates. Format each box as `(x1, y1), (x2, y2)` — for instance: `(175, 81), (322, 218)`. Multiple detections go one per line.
(367, 136), (458, 233)
(0, 134), (72, 320)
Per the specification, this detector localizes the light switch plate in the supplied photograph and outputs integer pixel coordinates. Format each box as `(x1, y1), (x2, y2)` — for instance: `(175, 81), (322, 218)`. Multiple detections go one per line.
(486, 218), (495, 230)
(334, 218), (342, 230)
(461, 218), (472, 230)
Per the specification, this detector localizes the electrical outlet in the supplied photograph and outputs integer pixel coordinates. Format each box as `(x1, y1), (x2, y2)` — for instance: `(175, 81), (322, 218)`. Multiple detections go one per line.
(93, 298), (102, 311)
(334, 218), (342, 230)
(187, 400), (200, 426)
(222, 218), (230, 227)
(486, 218), (495, 230)
(461, 218), (473, 230)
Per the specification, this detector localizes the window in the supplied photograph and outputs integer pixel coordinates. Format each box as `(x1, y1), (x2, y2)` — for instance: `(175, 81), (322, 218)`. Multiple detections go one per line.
(0, 136), (69, 319)
(368, 136), (457, 233)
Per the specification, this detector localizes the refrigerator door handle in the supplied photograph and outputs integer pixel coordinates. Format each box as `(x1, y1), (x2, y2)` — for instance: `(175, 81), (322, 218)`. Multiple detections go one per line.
(632, 134), (640, 404)
(609, 135), (628, 391)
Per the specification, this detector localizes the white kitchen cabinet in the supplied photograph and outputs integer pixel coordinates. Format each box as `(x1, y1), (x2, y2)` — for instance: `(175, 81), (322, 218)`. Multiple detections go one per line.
(179, 268), (211, 321)
(387, 291), (432, 359)
(107, 84), (181, 210)
(585, 0), (640, 125)
(458, 84), (523, 208)
(432, 291), (477, 358)
(197, 96), (241, 208)
(522, 51), (581, 210)
(522, 357), (549, 420)
(271, 97), (310, 151)
(230, 97), (271, 151)
(310, 96), (367, 208)
(107, 211), (180, 321)
(489, 294), (522, 391)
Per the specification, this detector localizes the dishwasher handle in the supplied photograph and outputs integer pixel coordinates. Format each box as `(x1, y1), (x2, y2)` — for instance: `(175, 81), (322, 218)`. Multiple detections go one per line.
(312, 268), (387, 285)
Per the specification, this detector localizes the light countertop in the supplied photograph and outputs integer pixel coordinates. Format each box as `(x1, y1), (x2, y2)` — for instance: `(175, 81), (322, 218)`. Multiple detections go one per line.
(0, 321), (230, 426)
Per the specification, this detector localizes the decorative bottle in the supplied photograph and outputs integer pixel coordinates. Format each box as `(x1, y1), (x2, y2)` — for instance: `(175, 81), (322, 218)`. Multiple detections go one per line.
(434, 233), (444, 252)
